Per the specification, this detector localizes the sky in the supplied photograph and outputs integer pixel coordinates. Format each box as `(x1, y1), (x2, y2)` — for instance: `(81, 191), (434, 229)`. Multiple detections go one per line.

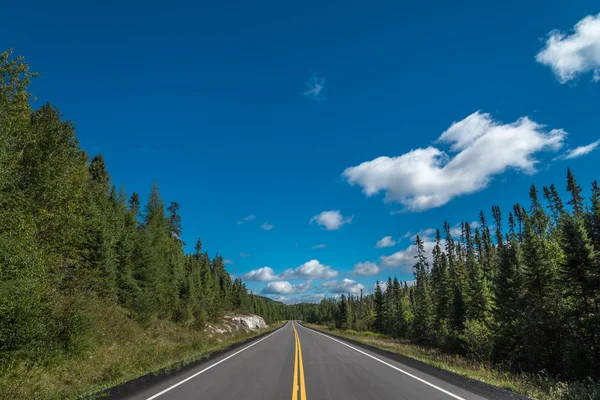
(2, 0), (600, 304)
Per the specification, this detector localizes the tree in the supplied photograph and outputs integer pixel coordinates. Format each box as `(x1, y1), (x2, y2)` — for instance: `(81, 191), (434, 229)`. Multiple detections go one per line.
(413, 235), (434, 344)
(560, 213), (600, 375)
(567, 168), (584, 217)
(373, 282), (384, 332)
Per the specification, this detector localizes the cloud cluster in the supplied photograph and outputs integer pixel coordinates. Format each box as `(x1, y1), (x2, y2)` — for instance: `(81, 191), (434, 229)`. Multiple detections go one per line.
(282, 260), (338, 280)
(242, 266), (279, 282)
(303, 75), (325, 101)
(310, 210), (353, 230)
(242, 260), (338, 282)
(260, 222), (274, 230)
(351, 262), (380, 276)
(343, 111), (565, 211)
(375, 236), (396, 248)
(261, 280), (312, 294)
(322, 279), (365, 294)
(268, 293), (326, 305)
(536, 14), (600, 83)
(312, 244), (327, 249)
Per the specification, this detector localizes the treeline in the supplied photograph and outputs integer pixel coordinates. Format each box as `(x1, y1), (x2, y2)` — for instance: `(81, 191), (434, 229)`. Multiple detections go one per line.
(302, 171), (600, 379)
(0, 50), (285, 366)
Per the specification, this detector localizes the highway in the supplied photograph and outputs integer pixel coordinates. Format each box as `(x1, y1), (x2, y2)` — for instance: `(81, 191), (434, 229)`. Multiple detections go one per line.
(115, 321), (514, 400)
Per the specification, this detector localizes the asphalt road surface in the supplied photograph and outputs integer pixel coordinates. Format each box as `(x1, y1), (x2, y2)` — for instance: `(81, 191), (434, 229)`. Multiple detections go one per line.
(115, 321), (510, 400)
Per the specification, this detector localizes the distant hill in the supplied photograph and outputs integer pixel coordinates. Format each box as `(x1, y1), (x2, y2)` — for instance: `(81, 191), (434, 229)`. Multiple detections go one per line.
(253, 294), (284, 305)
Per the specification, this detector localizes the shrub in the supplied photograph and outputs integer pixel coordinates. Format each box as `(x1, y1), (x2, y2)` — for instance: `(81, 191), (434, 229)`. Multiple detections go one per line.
(459, 319), (493, 362)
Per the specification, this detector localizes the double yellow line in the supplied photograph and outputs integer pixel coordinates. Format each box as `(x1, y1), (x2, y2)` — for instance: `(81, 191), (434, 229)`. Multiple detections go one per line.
(292, 322), (307, 400)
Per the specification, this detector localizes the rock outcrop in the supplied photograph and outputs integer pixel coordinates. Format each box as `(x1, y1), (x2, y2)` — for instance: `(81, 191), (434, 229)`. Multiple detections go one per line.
(229, 315), (268, 330)
(205, 314), (268, 339)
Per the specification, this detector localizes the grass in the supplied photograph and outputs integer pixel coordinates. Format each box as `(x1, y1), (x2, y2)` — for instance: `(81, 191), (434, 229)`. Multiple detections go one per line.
(0, 299), (282, 400)
(303, 323), (600, 400)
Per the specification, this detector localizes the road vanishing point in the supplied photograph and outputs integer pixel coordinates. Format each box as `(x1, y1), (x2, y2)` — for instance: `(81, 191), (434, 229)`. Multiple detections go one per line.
(113, 321), (513, 400)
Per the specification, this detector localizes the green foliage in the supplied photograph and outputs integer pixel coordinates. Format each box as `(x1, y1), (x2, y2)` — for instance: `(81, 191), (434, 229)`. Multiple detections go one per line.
(300, 165), (600, 385)
(0, 51), (286, 380)
(459, 319), (493, 362)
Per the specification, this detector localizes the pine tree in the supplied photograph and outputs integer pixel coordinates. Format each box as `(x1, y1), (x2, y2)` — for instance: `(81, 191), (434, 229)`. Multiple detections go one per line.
(520, 212), (563, 373)
(493, 207), (524, 364)
(444, 221), (466, 330)
(543, 184), (565, 226)
(589, 181), (600, 250)
(465, 224), (493, 322)
(431, 229), (451, 325)
(413, 235), (434, 344)
(567, 168), (584, 217)
(373, 281), (384, 332)
(560, 213), (600, 374)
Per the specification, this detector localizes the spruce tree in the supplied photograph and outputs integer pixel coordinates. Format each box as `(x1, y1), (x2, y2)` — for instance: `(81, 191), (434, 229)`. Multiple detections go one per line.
(413, 235), (434, 344)
(567, 168), (584, 217)
(373, 281), (384, 332)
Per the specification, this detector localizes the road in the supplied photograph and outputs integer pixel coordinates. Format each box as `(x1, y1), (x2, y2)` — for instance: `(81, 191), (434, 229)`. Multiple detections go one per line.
(115, 321), (509, 400)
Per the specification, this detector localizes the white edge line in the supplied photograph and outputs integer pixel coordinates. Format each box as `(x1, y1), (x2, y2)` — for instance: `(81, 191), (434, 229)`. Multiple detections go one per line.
(298, 324), (465, 400)
(144, 322), (288, 400)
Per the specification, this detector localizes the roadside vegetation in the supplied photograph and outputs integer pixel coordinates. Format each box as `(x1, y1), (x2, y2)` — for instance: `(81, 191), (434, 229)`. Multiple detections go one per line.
(1, 300), (282, 399)
(290, 169), (600, 399)
(304, 323), (600, 400)
(0, 49), (287, 399)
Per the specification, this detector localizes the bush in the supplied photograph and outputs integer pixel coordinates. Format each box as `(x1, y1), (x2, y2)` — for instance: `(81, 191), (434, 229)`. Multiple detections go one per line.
(459, 319), (493, 362)
(433, 318), (453, 351)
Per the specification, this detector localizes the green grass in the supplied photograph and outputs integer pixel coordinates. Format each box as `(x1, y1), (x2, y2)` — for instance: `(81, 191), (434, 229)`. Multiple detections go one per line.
(0, 299), (282, 400)
(303, 323), (600, 400)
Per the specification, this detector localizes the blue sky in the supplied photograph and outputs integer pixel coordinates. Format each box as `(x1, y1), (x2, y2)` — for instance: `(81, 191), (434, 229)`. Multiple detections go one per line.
(3, 0), (600, 304)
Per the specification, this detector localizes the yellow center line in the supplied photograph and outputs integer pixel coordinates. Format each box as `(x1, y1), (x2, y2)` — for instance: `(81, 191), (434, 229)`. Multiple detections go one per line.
(292, 322), (307, 400)
(292, 322), (299, 400)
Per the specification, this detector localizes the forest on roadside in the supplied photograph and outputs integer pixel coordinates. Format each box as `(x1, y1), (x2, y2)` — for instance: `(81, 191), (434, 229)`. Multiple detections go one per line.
(0, 49), (287, 373)
(292, 168), (600, 381)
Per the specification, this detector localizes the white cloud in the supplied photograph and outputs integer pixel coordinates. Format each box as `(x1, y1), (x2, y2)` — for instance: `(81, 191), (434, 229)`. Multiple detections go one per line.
(310, 210), (353, 230)
(352, 262), (380, 276)
(223, 259), (234, 265)
(303, 75), (325, 101)
(260, 222), (274, 230)
(379, 237), (438, 270)
(261, 280), (312, 294)
(322, 278), (365, 294)
(282, 259), (339, 280)
(560, 139), (600, 159)
(239, 252), (250, 258)
(237, 215), (256, 225)
(376, 236), (396, 248)
(312, 244), (327, 249)
(242, 266), (279, 281)
(536, 14), (600, 83)
(371, 280), (389, 292)
(267, 292), (326, 305)
(343, 111), (565, 211)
